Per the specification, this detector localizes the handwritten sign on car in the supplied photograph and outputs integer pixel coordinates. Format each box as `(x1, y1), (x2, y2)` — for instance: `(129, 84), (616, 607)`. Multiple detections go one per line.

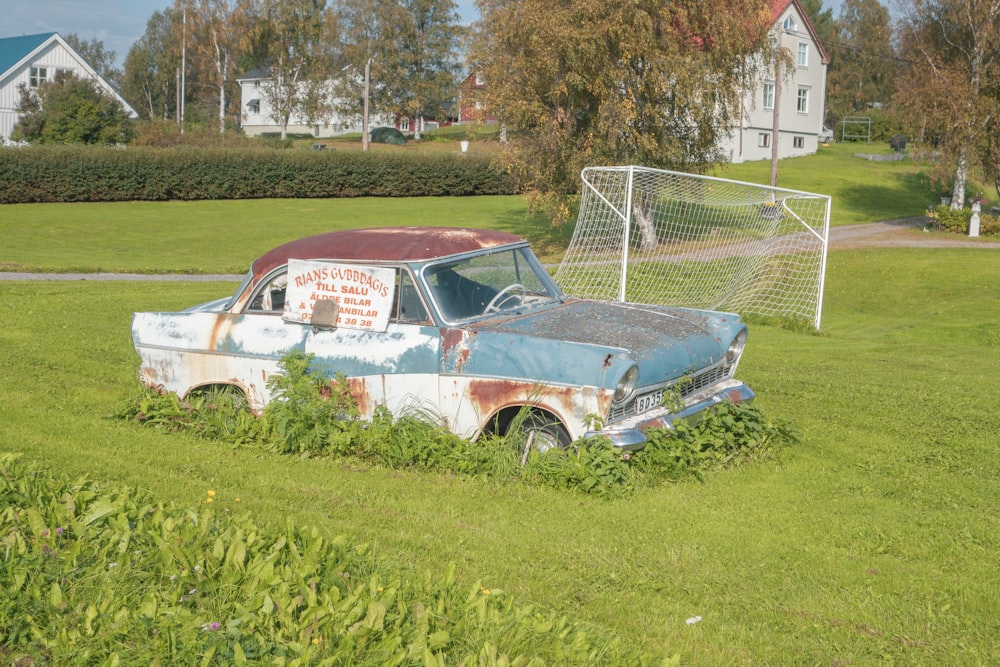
(283, 259), (395, 332)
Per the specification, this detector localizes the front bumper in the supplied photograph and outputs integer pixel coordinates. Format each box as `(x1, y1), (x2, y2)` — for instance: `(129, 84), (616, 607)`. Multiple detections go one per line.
(584, 378), (755, 451)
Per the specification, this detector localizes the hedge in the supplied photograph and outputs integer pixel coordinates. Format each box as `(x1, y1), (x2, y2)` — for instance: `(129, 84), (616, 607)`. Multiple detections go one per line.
(0, 145), (520, 203)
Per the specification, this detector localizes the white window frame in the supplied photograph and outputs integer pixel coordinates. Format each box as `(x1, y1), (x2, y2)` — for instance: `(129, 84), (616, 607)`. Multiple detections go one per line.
(475, 71), (485, 86)
(793, 136), (805, 149)
(797, 42), (808, 67)
(763, 83), (775, 110)
(796, 87), (809, 114)
(758, 132), (770, 148)
(783, 16), (797, 32)
(400, 116), (410, 132)
(30, 66), (47, 87)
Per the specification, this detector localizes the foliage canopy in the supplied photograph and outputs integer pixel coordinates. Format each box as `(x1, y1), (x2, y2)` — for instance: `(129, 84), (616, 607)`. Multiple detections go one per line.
(12, 74), (135, 145)
(470, 0), (777, 219)
(895, 0), (1000, 205)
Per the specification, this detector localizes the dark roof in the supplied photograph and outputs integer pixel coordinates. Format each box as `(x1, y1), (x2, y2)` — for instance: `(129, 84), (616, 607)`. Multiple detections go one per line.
(236, 66), (270, 80)
(0, 33), (55, 75)
(251, 227), (524, 279)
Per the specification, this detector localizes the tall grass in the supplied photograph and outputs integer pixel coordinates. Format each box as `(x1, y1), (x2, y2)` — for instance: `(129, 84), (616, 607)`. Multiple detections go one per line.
(2, 246), (999, 663)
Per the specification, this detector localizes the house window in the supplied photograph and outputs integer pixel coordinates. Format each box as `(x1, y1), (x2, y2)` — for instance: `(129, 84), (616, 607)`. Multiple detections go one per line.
(758, 133), (770, 148)
(763, 83), (774, 110)
(30, 67), (47, 87)
(247, 98), (260, 114)
(475, 71), (485, 86)
(797, 87), (809, 113)
(797, 42), (808, 67)
(783, 16), (797, 32)
(793, 136), (805, 148)
(400, 116), (410, 132)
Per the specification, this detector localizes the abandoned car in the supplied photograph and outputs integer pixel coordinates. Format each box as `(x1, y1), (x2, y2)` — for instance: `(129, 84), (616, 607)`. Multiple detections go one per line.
(132, 227), (753, 453)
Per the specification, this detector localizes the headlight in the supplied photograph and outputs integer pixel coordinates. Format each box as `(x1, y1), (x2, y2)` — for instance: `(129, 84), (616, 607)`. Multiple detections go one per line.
(613, 366), (639, 403)
(726, 330), (747, 369)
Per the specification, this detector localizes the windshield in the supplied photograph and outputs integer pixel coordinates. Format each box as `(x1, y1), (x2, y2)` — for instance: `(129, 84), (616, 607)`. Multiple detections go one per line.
(423, 247), (560, 322)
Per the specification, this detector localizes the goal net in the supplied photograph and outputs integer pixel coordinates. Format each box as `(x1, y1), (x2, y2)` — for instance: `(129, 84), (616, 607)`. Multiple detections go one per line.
(554, 165), (831, 328)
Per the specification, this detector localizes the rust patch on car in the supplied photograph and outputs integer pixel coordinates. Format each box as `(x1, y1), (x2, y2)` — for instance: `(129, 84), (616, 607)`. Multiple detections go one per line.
(467, 378), (579, 422)
(441, 328), (474, 373)
(347, 377), (373, 415)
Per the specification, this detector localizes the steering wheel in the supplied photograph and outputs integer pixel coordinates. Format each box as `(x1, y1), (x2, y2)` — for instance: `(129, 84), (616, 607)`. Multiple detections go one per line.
(484, 283), (525, 314)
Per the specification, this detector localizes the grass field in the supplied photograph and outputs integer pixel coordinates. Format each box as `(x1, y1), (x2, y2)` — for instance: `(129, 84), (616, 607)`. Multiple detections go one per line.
(2, 244), (999, 661)
(2, 144), (999, 663)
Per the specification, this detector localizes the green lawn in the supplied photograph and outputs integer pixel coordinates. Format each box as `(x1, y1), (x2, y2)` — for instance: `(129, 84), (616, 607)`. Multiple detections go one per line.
(0, 142), (945, 278)
(0, 196), (570, 273)
(2, 247), (999, 663)
(2, 145), (998, 662)
(714, 142), (938, 224)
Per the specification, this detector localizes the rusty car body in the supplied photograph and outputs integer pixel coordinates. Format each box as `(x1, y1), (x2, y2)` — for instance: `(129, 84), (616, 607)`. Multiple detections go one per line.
(132, 227), (753, 452)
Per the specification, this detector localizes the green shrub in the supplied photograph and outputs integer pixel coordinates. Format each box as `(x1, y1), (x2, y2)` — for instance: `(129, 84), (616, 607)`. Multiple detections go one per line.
(926, 204), (1000, 236)
(118, 353), (796, 498)
(0, 145), (519, 203)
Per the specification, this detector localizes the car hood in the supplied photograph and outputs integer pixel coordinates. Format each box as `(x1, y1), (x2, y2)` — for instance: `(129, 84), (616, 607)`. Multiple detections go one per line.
(443, 299), (744, 389)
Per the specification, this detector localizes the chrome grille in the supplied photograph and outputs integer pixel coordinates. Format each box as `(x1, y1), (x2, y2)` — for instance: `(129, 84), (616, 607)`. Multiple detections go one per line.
(608, 362), (731, 422)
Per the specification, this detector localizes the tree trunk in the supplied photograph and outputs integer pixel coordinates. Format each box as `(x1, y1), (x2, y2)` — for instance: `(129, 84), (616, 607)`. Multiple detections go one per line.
(414, 114), (422, 141)
(634, 206), (658, 252)
(951, 150), (968, 211)
(362, 58), (371, 152)
(770, 55), (781, 188)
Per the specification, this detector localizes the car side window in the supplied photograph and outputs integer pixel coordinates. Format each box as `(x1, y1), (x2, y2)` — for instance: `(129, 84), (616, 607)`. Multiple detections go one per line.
(247, 270), (287, 313)
(393, 270), (430, 324)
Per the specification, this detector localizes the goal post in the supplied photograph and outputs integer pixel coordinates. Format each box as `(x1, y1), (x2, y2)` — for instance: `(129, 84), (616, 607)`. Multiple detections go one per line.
(554, 165), (831, 328)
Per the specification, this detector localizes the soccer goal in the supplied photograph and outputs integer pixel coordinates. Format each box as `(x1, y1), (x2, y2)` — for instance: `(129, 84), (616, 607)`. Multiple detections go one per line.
(554, 165), (832, 328)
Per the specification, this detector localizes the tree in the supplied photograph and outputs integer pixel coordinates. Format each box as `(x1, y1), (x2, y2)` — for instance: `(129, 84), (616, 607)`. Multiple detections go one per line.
(64, 34), (123, 92)
(470, 0), (778, 220)
(895, 0), (1000, 208)
(255, 0), (338, 140)
(391, 0), (463, 140)
(338, 0), (406, 150)
(825, 0), (896, 126)
(11, 73), (135, 145)
(797, 0), (835, 57)
(183, 0), (254, 132)
(123, 9), (182, 120)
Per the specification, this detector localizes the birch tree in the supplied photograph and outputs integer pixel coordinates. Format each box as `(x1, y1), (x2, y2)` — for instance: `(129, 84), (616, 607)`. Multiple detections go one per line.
(255, 0), (337, 139)
(392, 0), (463, 140)
(895, 0), (1000, 207)
(122, 10), (181, 120)
(183, 0), (254, 132)
(338, 0), (406, 150)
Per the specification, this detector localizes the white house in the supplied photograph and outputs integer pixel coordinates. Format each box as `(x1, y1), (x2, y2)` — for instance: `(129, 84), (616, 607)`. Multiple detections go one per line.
(719, 0), (830, 163)
(0, 32), (137, 145)
(238, 67), (391, 138)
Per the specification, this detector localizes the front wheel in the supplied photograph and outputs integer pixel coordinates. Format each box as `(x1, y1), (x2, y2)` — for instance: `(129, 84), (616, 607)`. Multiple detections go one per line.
(509, 413), (571, 466)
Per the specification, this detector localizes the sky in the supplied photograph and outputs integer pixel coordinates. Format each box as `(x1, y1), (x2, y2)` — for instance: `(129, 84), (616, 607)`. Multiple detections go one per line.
(4, 0), (840, 69)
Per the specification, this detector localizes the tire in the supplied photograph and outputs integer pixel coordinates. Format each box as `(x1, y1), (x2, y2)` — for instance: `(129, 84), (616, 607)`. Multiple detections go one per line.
(509, 412), (571, 465)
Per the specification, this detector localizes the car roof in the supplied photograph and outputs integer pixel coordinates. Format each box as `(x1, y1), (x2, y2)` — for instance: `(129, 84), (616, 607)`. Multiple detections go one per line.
(251, 226), (524, 280)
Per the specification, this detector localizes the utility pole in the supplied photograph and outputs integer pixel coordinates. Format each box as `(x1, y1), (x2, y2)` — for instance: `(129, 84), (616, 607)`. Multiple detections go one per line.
(180, 3), (187, 134)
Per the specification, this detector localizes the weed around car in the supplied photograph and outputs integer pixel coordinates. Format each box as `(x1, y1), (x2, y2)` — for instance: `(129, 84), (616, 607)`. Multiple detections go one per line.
(117, 352), (798, 498)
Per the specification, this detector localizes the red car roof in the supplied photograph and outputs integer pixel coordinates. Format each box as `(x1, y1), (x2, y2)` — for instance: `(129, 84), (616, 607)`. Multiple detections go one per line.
(251, 226), (524, 280)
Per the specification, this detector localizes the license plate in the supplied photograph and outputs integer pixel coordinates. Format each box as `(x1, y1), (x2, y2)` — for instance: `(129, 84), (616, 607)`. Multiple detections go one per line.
(634, 390), (664, 414)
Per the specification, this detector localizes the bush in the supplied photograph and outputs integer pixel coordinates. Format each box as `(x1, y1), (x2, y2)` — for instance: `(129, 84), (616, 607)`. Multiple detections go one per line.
(118, 353), (798, 498)
(0, 145), (519, 203)
(926, 204), (1000, 236)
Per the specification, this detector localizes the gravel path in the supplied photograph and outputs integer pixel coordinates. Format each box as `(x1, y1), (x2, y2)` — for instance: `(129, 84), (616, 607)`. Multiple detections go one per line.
(1, 218), (996, 281)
